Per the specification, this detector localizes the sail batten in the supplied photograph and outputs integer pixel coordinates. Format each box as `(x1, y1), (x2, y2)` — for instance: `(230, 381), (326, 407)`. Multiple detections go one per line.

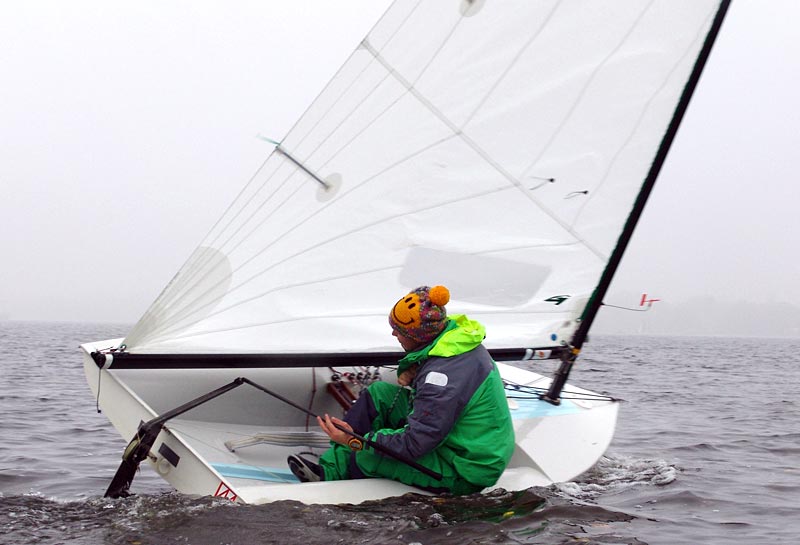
(124, 0), (727, 357)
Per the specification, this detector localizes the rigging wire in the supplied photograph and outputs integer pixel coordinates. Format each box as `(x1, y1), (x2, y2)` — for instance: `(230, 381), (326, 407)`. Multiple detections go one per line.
(601, 302), (653, 313)
(503, 379), (616, 402)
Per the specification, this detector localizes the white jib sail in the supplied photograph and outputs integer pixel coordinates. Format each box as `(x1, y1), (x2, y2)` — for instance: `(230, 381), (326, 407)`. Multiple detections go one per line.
(123, 0), (723, 355)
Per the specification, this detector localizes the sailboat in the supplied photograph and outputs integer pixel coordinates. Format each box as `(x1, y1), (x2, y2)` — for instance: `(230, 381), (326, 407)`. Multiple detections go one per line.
(81, 0), (730, 505)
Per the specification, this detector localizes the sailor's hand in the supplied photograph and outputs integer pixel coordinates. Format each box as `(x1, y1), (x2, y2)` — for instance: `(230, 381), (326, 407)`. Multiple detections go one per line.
(398, 366), (417, 386)
(318, 414), (353, 445)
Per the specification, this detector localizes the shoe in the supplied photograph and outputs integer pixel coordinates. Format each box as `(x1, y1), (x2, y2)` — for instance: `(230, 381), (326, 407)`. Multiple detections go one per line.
(287, 454), (323, 482)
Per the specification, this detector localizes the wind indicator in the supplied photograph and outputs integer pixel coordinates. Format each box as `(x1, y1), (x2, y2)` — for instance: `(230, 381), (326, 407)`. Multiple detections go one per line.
(640, 293), (661, 308)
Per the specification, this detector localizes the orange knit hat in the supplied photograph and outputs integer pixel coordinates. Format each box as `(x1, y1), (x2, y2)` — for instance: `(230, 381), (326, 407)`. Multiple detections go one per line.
(388, 285), (450, 343)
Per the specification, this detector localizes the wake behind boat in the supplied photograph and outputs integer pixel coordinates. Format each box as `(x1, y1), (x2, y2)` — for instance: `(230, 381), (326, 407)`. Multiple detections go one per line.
(82, 0), (730, 505)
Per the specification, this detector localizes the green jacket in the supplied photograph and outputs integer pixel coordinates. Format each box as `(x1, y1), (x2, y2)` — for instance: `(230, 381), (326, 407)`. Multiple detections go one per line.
(373, 314), (515, 490)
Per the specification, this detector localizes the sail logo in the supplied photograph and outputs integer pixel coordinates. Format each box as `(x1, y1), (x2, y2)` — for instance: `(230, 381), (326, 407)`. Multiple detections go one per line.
(544, 295), (570, 306)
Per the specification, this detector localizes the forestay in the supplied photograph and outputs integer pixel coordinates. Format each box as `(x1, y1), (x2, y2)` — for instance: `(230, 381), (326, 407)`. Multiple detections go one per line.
(123, 0), (723, 356)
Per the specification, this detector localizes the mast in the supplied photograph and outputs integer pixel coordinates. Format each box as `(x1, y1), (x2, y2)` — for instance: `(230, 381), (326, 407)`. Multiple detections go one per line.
(542, 0), (732, 404)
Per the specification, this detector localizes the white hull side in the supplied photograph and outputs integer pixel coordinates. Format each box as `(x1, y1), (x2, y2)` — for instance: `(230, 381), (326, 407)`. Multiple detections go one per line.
(82, 340), (617, 505)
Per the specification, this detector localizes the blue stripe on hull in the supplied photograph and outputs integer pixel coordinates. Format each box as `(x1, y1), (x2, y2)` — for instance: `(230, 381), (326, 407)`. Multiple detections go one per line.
(509, 397), (582, 419)
(212, 463), (299, 483)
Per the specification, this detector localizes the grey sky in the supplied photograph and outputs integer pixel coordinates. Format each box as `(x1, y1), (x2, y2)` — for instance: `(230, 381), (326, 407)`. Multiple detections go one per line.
(1, 1), (798, 325)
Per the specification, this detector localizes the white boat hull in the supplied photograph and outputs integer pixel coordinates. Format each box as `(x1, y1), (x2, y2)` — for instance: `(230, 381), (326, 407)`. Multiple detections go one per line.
(82, 339), (617, 505)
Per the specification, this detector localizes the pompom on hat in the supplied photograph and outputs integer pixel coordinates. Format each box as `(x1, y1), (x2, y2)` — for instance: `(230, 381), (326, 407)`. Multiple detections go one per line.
(389, 285), (450, 344)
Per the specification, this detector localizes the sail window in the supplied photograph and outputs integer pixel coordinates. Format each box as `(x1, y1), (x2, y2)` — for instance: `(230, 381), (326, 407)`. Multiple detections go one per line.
(399, 247), (550, 306)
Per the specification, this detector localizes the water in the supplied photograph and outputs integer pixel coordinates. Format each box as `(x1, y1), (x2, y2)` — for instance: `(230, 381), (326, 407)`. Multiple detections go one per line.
(1, 322), (798, 544)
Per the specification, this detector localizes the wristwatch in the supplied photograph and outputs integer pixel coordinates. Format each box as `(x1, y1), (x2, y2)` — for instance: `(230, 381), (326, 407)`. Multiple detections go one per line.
(347, 437), (364, 451)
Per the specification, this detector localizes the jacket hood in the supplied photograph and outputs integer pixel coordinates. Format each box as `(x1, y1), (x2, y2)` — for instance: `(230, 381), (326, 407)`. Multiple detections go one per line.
(397, 314), (485, 375)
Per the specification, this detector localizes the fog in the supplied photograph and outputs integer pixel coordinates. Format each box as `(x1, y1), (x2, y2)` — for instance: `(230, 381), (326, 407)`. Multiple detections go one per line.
(1, 1), (798, 337)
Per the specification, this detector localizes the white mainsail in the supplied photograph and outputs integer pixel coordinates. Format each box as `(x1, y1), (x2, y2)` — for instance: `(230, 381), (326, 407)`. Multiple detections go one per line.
(123, 0), (724, 356)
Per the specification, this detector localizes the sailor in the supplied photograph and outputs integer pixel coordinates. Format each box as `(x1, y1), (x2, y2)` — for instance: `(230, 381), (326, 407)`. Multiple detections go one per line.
(288, 285), (515, 495)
